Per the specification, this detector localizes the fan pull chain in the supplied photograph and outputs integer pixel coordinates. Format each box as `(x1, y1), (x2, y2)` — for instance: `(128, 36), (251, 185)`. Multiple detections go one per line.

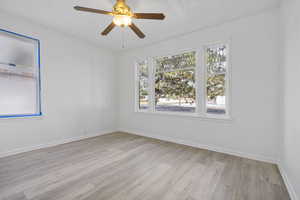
(122, 27), (125, 49)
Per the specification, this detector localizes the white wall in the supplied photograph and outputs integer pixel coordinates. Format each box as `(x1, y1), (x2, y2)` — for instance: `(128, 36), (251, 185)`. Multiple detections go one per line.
(0, 12), (117, 156)
(118, 9), (281, 162)
(280, 0), (300, 199)
(0, 73), (38, 115)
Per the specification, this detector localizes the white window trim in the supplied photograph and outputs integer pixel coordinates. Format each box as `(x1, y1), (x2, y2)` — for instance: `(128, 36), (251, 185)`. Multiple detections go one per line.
(152, 49), (198, 114)
(134, 59), (150, 113)
(134, 40), (232, 120)
(203, 41), (231, 119)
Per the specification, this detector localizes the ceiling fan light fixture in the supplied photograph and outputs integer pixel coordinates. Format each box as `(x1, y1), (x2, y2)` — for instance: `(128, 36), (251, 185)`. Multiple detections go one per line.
(74, 0), (165, 39)
(113, 15), (132, 27)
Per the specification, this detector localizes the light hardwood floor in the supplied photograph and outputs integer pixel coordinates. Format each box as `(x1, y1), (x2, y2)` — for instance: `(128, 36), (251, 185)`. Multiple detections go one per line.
(0, 132), (290, 200)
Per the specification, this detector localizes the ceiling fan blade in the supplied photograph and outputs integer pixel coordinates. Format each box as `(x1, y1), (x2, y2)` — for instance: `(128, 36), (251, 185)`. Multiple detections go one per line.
(101, 22), (116, 36)
(133, 13), (165, 20)
(129, 23), (145, 39)
(74, 6), (113, 16)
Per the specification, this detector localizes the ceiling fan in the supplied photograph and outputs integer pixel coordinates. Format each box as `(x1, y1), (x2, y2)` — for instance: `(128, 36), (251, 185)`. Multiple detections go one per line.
(74, 0), (166, 39)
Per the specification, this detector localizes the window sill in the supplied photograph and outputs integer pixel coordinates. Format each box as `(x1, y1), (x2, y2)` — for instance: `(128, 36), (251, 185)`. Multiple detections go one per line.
(135, 110), (232, 121)
(0, 113), (43, 120)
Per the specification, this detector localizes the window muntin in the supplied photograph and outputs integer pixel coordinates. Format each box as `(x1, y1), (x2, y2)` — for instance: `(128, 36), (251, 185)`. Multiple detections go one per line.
(205, 44), (228, 115)
(137, 60), (149, 110)
(154, 52), (196, 113)
(0, 29), (41, 118)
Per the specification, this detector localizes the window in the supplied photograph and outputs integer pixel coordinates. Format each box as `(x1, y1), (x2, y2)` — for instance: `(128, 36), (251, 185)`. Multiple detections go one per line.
(137, 60), (149, 111)
(205, 44), (229, 115)
(135, 42), (230, 119)
(0, 29), (41, 118)
(154, 52), (196, 113)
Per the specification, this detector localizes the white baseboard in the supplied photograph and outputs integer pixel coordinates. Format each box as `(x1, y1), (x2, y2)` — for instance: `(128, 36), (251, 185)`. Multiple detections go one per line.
(118, 128), (277, 164)
(278, 163), (299, 200)
(0, 129), (116, 158)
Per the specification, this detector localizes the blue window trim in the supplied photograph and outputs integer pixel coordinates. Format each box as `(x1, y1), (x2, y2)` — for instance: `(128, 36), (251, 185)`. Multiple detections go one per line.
(0, 28), (42, 119)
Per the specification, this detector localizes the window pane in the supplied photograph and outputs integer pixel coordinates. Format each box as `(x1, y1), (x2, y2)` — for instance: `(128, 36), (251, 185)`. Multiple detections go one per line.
(155, 52), (196, 72)
(155, 52), (196, 113)
(138, 61), (149, 110)
(206, 44), (228, 115)
(0, 30), (41, 117)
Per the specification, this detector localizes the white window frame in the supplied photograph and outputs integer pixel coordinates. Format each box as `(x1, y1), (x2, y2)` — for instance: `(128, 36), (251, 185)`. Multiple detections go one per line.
(134, 41), (231, 120)
(135, 58), (151, 113)
(153, 49), (198, 115)
(203, 41), (231, 119)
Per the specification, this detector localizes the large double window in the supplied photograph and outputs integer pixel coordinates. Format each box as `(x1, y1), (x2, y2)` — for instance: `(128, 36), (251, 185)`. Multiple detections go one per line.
(135, 42), (230, 119)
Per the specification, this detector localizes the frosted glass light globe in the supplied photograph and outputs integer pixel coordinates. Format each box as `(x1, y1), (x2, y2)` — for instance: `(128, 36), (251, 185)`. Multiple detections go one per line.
(113, 15), (132, 27)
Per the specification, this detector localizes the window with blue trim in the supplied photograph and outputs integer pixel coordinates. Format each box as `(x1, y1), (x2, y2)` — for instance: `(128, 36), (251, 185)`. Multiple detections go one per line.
(0, 29), (41, 118)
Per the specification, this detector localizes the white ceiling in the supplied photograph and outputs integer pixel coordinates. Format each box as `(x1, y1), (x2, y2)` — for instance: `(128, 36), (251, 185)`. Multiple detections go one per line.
(0, 0), (279, 51)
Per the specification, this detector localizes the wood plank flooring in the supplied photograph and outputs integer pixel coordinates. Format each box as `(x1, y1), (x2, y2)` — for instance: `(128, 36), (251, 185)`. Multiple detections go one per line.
(0, 132), (290, 200)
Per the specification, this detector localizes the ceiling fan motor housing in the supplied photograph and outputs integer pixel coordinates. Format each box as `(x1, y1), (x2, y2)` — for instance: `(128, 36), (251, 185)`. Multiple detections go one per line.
(113, 0), (132, 16)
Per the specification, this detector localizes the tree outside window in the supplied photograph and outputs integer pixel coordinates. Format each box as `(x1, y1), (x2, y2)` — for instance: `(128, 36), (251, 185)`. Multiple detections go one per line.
(154, 52), (196, 113)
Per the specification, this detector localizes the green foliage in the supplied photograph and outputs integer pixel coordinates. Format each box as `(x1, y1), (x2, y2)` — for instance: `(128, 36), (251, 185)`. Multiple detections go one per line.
(155, 70), (195, 104)
(155, 52), (196, 104)
(156, 52), (196, 72)
(207, 74), (225, 101)
(138, 46), (227, 105)
(206, 46), (227, 101)
(138, 61), (149, 103)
